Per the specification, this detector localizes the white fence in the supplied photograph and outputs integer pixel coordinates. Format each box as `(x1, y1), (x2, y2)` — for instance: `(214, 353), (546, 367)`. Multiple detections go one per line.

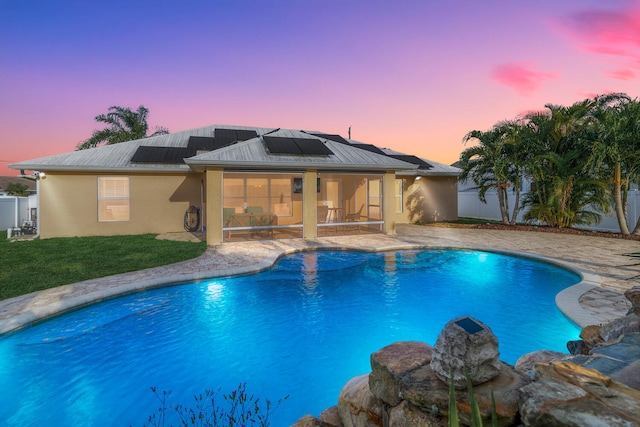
(0, 196), (36, 230)
(458, 190), (640, 233)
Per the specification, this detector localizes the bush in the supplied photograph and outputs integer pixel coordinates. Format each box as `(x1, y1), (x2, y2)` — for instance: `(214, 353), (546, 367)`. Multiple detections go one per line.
(143, 383), (288, 427)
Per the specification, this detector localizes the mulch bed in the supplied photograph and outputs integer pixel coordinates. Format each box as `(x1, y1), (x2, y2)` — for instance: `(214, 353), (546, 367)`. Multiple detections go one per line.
(428, 222), (640, 242)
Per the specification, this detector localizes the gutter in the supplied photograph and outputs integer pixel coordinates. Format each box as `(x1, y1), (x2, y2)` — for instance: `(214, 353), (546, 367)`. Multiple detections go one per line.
(17, 171), (40, 240)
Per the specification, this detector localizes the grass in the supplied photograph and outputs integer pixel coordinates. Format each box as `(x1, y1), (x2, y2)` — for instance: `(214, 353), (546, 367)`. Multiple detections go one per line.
(0, 233), (207, 301)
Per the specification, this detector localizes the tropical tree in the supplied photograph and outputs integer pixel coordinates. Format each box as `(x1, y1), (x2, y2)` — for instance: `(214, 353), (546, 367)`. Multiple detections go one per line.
(76, 105), (169, 150)
(459, 122), (524, 224)
(520, 99), (609, 228)
(587, 94), (640, 235)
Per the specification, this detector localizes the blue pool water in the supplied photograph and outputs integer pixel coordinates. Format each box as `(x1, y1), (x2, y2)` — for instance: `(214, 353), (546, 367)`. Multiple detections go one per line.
(0, 249), (581, 426)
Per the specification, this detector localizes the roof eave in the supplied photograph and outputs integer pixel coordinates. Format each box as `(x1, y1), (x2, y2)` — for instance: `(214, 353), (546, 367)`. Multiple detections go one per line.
(185, 159), (418, 172)
(8, 164), (193, 173)
(396, 170), (460, 177)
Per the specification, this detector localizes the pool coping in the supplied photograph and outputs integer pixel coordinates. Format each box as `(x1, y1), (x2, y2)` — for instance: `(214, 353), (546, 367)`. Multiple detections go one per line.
(0, 229), (632, 335)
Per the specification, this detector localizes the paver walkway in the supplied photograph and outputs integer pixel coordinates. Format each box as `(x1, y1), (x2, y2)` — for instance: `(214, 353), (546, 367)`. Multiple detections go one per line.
(0, 224), (638, 334)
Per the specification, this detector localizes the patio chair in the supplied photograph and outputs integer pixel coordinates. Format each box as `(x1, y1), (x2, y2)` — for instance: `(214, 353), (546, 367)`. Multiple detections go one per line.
(345, 204), (364, 222)
(317, 205), (329, 223)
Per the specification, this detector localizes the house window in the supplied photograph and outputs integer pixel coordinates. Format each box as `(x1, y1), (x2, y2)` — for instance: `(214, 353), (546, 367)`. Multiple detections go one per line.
(395, 179), (403, 213)
(223, 175), (294, 216)
(98, 177), (130, 222)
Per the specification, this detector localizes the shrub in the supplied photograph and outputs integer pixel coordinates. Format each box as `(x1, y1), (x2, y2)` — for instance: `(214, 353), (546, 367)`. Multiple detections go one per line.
(143, 383), (288, 427)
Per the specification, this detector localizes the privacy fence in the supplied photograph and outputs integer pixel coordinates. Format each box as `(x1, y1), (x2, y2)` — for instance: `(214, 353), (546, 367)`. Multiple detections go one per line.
(458, 190), (640, 233)
(0, 196), (35, 230)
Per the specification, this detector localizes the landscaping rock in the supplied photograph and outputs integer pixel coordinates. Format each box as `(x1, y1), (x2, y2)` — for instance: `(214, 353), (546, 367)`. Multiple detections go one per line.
(387, 400), (442, 427)
(319, 406), (343, 427)
(519, 361), (640, 427)
(515, 350), (568, 375)
(566, 339), (585, 355)
(611, 359), (640, 391)
(430, 316), (501, 389)
(399, 361), (528, 426)
(574, 332), (640, 391)
(579, 324), (603, 348)
(369, 341), (432, 406)
(291, 415), (322, 427)
(598, 313), (640, 342)
(337, 374), (383, 427)
(625, 286), (640, 316)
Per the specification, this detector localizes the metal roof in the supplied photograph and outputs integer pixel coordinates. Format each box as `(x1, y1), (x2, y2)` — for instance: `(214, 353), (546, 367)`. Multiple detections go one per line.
(9, 125), (458, 176)
(186, 129), (417, 172)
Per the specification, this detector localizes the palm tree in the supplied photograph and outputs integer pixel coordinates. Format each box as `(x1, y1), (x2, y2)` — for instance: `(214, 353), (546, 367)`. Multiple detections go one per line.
(76, 105), (169, 150)
(587, 94), (640, 235)
(459, 124), (521, 224)
(520, 99), (609, 228)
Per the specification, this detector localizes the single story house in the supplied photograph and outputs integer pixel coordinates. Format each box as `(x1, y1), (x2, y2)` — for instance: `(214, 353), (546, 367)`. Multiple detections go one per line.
(10, 125), (459, 244)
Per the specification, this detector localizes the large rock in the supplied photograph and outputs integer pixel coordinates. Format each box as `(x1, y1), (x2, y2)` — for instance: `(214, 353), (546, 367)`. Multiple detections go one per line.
(579, 324), (603, 348)
(625, 286), (640, 316)
(430, 316), (501, 389)
(570, 332), (640, 391)
(399, 361), (529, 426)
(519, 361), (640, 426)
(337, 374), (383, 427)
(515, 350), (568, 375)
(319, 406), (343, 427)
(611, 359), (640, 391)
(598, 314), (640, 342)
(291, 408), (343, 427)
(290, 415), (322, 427)
(369, 341), (432, 406)
(387, 400), (443, 427)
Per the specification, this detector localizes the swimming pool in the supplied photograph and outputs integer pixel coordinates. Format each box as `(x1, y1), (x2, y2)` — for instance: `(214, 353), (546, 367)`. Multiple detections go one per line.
(0, 249), (581, 426)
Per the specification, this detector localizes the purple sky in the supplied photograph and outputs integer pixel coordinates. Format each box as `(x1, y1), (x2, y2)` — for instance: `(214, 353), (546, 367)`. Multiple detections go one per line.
(2, 0), (639, 175)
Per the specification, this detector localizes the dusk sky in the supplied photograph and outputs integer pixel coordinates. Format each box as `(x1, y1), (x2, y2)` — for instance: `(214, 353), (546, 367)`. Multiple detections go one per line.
(2, 0), (640, 176)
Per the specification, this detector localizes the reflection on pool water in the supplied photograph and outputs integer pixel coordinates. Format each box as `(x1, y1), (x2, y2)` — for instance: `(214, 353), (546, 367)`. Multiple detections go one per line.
(0, 249), (581, 426)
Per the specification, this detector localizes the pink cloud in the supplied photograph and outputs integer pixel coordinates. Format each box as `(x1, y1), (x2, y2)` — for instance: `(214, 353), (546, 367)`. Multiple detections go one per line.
(491, 62), (558, 96)
(607, 68), (636, 80)
(555, 3), (640, 76)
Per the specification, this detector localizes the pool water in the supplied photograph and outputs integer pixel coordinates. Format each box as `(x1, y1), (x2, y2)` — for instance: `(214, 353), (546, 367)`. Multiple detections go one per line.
(0, 249), (581, 426)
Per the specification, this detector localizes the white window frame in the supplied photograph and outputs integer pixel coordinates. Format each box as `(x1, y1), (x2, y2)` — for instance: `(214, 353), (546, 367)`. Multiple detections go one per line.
(98, 177), (130, 222)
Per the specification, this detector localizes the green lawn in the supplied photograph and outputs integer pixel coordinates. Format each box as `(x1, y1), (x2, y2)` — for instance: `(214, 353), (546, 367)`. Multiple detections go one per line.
(0, 233), (207, 301)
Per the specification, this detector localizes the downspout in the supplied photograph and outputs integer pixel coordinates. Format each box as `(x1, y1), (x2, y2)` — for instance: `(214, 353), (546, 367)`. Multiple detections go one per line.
(14, 196), (19, 228)
(200, 179), (205, 232)
(34, 174), (40, 239)
(16, 171), (41, 239)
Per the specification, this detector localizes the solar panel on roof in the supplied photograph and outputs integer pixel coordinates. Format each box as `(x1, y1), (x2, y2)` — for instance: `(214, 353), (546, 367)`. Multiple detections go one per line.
(214, 129), (237, 146)
(263, 136), (302, 154)
(188, 136), (216, 151)
(308, 133), (350, 144)
(235, 129), (258, 141)
(388, 155), (433, 170)
(214, 128), (258, 149)
(131, 146), (169, 163)
(165, 148), (190, 163)
(353, 144), (385, 155)
(263, 136), (334, 155)
(294, 138), (333, 155)
(131, 146), (189, 163)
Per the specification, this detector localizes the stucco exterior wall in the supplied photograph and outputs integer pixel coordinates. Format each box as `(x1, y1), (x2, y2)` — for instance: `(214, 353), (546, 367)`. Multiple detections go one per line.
(390, 176), (458, 225)
(39, 172), (203, 238)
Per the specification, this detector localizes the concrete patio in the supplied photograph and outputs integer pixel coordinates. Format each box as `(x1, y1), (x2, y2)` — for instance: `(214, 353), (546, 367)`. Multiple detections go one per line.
(0, 224), (638, 335)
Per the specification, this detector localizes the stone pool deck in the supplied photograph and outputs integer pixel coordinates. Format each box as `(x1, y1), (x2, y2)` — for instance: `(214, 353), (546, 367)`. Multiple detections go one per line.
(0, 224), (638, 335)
